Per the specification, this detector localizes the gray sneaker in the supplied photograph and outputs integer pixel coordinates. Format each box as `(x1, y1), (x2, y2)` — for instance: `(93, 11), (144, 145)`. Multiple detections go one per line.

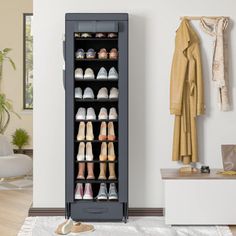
(83, 87), (94, 99)
(75, 87), (82, 99)
(75, 49), (85, 59)
(97, 183), (108, 200)
(108, 67), (118, 79)
(96, 67), (108, 80)
(108, 183), (118, 200)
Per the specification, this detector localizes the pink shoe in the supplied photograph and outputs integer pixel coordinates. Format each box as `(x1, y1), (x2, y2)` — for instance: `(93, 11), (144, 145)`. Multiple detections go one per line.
(75, 183), (83, 200)
(83, 183), (93, 200)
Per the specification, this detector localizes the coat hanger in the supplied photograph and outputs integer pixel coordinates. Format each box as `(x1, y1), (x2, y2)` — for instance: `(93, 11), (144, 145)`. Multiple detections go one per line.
(180, 16), (230, 21)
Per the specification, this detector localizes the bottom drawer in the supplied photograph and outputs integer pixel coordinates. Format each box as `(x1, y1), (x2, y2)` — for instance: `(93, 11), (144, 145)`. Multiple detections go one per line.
(71, 201), (124, 221)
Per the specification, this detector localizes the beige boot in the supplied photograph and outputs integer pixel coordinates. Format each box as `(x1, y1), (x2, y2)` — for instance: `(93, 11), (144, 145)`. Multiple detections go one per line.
(108, 162), (116, 180)
(86, 122), (94, 141)
(98, 122), (107, 140)
(108, 142), (116, 161)
(77, 163), (85, 179)
(85, 142), (93, 161)
(77, 142), (85, 161)
(87, 163), (95, 179)
(108, 122), (116, 141)
(77, 122), (85, 141)
(71, 222), (94, 234)
(55, 218), (74, 235)
(98, 163), (107, 180)
(99, 142), (107, 161)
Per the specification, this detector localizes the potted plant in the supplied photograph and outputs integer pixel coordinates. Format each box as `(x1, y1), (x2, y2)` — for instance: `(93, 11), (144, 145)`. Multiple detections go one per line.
(12, 128), (30, 153)
(0, 48), (19, 134)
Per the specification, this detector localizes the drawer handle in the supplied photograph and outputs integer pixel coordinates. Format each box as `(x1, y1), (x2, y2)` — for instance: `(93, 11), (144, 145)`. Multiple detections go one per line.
(85, 208), (108, 214)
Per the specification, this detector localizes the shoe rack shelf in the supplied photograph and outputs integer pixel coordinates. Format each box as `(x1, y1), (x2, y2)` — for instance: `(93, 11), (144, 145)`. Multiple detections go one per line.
(65, 13), (128, 222)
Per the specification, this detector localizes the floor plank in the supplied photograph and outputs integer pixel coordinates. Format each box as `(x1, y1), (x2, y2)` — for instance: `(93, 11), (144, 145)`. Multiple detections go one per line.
(0, 189), (32, 236)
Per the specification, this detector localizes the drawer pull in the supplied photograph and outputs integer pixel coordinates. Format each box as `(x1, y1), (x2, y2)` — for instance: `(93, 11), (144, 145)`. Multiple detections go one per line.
(85, 208), (108, 214)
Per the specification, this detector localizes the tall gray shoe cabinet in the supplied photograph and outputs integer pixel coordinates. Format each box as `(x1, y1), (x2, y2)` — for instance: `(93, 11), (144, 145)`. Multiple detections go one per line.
(64, 13), (128, 222)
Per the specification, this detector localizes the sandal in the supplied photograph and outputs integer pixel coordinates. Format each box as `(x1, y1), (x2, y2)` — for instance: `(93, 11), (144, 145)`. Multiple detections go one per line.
(109, 48), (118, 60)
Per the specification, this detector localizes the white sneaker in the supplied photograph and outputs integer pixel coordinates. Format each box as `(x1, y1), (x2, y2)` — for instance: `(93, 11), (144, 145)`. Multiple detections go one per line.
(75, 68), (83, 80)
(109, 87), (118, 99)
(75, 183), (83, 200)
(75, 87), (82, 99)
(84, 68), (95, 79)
(86, 107), (96, 120)
(76, 107), (86, 120)
(83, 87), (94, 99)
(109, 107), (118, 120)
(108, 67), (118, 79)
(97, 87), (108, 99)
(97, 67), (108, 79)
(98, 107), (108, 120)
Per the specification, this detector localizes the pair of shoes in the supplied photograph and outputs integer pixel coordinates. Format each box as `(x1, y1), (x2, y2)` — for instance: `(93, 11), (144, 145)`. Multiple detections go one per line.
(98, 142), (116, 180)
(97, 67), (118, 80)
(75, 68), (95, 80)
(95, 32), (117, 38)
(98, 107), (118, 120)
(75, 87), (94, 99)
(75, 48), (96, 59)
(97, 87), (118, 99)
(77, 142), (93, 161)
(97, 183), (118, 200)
(55, 218), (94, 235)
(77, 162), (95, 180)
(77, 122), (94, 141)
(76, 107), (96, 120)
(75, 183), (93, 200)
(99, 122), (116, 141)
(98, 48), (118, 60)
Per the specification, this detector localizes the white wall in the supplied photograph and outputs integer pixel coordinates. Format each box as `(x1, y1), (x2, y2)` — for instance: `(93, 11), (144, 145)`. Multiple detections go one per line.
(33, 0), (236, 207)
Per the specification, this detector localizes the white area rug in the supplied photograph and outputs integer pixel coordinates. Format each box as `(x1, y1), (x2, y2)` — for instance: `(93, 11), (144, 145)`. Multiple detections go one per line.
(0, 177), (32, 190)
(18, 217), (232, 236)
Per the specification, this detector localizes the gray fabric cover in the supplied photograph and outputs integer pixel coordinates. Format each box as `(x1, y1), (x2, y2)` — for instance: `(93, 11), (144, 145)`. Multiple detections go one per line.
(0, 134), (14, 156)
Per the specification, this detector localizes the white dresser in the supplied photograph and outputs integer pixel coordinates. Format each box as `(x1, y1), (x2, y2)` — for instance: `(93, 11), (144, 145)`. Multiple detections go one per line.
(161, 169), (236, 225)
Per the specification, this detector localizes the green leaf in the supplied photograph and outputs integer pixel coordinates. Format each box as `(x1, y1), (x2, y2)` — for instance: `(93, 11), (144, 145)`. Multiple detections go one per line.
(8, 58), (16, 70)
(3, 48), (12, 53)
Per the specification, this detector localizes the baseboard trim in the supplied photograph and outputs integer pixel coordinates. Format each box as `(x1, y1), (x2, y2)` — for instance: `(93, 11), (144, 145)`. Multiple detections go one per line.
(29, 207), (164, 217)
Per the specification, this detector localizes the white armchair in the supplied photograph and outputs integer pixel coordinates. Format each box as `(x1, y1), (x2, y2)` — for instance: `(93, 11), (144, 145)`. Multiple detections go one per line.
(0, 135), (33, 178)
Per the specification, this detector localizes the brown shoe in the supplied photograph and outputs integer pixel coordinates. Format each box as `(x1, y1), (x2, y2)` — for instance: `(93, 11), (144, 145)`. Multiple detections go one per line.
(98, 48), (108, 59)
(55, 218), (73, 235)
(108, 142), (116, 161)
(99, 142), (107, 161)
(87, 162), (95, 179)
(108, 162), (116, 180)
(98, 162), (107, 180)
(98, 122), (107, 140)
(77, 163), (85, 179)
(108, 122), (116, 141)
(71, 222), (94, 234)
(109, 48), (118, 60)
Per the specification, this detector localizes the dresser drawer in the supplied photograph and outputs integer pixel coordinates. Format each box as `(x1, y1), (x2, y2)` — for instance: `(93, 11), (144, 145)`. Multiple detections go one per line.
(71, 202), (123, 221)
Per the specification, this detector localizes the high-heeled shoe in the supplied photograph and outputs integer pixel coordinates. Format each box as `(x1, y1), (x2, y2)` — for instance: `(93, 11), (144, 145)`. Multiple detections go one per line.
(98, 122), (107, 141)
(108, 142), (116, 161)
(86, 122), (94, 141)
(98, 162), (107, 180)
(77, 163), (85, 179)
(77, 142), (85, 161)
(85, 142), (93, 161)
(87, 163), (95, 180)
(77, 122), (85, 141)
(108, 122), (116, 141)
(99, 142), (107, 161)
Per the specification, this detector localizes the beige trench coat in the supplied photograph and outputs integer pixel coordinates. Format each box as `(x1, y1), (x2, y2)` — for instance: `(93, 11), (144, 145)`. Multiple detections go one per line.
(170, 19), (205, 164)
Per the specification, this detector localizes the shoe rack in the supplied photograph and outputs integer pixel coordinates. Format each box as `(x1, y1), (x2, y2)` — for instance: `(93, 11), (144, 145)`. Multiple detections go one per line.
(64, 13), (128, 222)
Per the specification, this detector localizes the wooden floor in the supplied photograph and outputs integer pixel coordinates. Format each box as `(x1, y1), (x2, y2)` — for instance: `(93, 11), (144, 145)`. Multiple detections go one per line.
(0, 189), (32, 236)
(0, 189), (235, 235)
